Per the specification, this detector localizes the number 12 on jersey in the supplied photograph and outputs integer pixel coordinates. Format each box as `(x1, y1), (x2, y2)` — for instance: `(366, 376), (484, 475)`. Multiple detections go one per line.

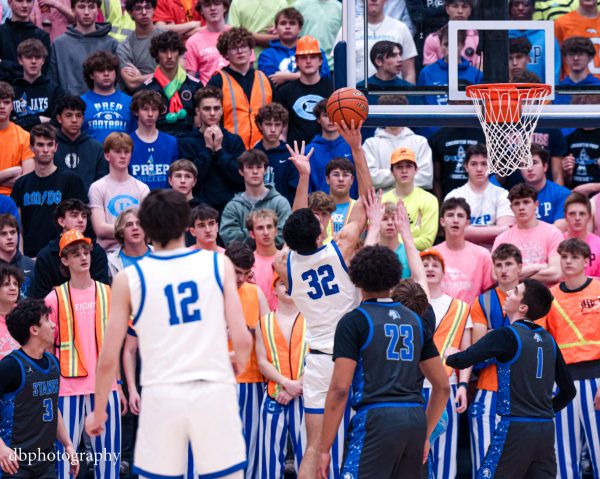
(164, 281), (202, 325)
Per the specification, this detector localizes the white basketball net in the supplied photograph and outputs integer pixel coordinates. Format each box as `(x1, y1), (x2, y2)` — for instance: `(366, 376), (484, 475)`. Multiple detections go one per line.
(466, 84), (551, 177)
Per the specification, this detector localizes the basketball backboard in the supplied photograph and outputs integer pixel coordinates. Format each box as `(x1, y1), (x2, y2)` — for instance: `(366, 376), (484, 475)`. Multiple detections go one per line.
(337, 0), (600, 128)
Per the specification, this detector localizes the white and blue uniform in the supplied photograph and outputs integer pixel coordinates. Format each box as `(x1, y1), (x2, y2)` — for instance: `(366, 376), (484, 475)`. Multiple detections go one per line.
(126, 247), (246, 478)
(287, 240), (360, 478)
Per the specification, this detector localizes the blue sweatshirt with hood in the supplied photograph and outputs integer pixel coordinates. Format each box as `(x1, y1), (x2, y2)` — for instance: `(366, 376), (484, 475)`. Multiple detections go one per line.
(417, 57), (483, 106)
(306, 134), (358, 199)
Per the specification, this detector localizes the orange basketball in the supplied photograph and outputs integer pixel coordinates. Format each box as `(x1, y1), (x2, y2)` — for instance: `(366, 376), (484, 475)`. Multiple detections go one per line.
(326, 87), (369, 127)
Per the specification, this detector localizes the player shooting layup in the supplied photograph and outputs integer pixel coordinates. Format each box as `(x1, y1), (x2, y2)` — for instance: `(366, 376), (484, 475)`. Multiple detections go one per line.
(85, 189), (253, 479)
(275, 121), (373, 478)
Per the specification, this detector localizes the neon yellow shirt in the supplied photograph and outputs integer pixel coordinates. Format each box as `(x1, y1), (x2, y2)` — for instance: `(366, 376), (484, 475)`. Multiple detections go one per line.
(382, 187), (439, 251)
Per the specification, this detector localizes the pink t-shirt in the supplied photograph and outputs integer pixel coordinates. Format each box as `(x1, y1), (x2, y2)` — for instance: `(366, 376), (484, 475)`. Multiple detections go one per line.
(47, 284), (115, 397)
(185, 27), (231, 85)
(0, 315), (19, 359)
(436, 241), (494, 305)
(493, 221), (563, 266)
(565, 232), (600, 277)
(253, 252), (277, 311)
(30, 0), (72, 42)
(88, 174), (150, 252)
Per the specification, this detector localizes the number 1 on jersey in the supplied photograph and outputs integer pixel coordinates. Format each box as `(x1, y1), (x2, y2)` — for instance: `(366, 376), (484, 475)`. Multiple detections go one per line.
(536, 346), (543, 379)
(164, 281), (202, 325)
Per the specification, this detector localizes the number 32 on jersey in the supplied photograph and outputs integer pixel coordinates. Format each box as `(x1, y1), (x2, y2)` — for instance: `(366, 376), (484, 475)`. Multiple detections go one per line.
(301, 264), (340, 300)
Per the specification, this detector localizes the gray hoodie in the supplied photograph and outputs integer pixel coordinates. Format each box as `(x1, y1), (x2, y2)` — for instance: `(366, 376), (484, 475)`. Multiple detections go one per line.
(49, 23), (118, 96)
(220, 185), (291, 248)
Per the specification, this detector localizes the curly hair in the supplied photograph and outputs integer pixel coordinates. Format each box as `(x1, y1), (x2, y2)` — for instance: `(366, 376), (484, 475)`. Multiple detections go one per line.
(82, 51), (119, 90)
(255, 102), (289, 127)
(150, 31), (186, 60)
(283, 209), (321, 254)
(216, 27), (255, 57)
(349, 245), (402, 292)
(6, 299), (52, 346)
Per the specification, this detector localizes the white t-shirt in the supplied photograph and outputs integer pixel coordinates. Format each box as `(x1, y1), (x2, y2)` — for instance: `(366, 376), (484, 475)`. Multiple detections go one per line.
(445, 182), (514, 227)
(424, 294), (472, 387)
(336, 15), (418, 83)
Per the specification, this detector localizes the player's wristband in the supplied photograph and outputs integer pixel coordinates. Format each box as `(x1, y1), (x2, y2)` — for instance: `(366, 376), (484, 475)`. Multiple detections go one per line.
(117, 380), (123, 385)
(458, 382), (468, 390)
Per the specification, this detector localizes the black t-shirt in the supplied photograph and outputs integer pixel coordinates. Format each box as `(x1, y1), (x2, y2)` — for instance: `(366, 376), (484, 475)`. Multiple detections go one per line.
(333, 299), (438, 409)
(275, 76), (333, 145)
(566, 128), (600, 187)
(11, 169), (86, 257)
(446, 319), (576, 415)
(428, 127), (485, 196)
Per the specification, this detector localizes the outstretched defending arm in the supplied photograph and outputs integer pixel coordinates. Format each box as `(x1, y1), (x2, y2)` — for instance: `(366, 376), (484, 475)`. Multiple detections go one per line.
(396, 200), (430, 299)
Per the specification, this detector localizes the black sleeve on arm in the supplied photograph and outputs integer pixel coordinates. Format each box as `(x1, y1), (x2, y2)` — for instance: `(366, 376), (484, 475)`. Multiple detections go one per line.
(552, 346), (577, 413)
(420, 307), (439, 361)
(332, 309), (370, 362)
(446, 327), (518, 370)
(0, 356), (23, 396)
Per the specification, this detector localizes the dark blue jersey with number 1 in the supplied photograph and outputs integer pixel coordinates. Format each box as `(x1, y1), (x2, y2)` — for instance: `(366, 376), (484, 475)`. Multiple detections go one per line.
(333, 299), (439, 410)
(0, 350), (60, 452)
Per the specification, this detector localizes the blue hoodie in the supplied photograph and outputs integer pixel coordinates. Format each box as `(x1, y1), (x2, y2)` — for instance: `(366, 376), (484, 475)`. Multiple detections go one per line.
(306, 135), (358, 198)
(258, 39), (330, 79)
(417, 57), (483, 106)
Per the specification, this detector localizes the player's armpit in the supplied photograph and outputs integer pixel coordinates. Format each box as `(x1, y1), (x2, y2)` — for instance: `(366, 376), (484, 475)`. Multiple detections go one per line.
(273, 248), (290, 289)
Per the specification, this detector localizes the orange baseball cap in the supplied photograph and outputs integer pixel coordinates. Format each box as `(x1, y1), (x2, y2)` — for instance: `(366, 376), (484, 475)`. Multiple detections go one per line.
(59, 229), (91, 255)
(390, 147), (417, 167)
(419, 248), (445, 271)
(296, 36), (321, 56)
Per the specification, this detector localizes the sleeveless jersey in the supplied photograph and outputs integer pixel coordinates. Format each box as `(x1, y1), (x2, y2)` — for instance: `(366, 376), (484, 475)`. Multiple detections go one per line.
(127, 248), (235, 387)
(350, 302), (425, 409)
(287, 241), (361, 353)
(0, 350), (60, 451)
(496, 322), (556, 419)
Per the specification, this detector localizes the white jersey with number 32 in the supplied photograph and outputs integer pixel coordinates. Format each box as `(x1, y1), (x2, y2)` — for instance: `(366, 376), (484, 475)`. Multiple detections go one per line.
(126, 248), (235, 387)
(288, 240), (361, 354)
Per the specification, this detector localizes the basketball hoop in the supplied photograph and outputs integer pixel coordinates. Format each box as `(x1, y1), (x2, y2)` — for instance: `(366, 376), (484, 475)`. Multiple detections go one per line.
(466, 83), (552, 177)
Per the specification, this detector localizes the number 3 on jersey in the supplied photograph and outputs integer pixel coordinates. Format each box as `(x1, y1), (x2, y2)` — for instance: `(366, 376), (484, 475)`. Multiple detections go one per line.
(384, 323), (414, 361)
(301, 264), (340, 300)
(164, 281), (201, 325)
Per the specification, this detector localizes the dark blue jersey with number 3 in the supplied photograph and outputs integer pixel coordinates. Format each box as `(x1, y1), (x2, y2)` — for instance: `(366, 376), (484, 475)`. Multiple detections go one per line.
(0, 350), (60, 452)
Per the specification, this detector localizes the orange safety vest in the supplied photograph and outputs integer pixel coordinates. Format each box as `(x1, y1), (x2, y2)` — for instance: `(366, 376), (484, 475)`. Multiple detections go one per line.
(260, 312), (307, 399)
(232, 282), (265, 383)
(547, 280), (600, 365)
(434, 297), (470, 376)
(220, 70), (272, 149)
(55, 281), (110, 378)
